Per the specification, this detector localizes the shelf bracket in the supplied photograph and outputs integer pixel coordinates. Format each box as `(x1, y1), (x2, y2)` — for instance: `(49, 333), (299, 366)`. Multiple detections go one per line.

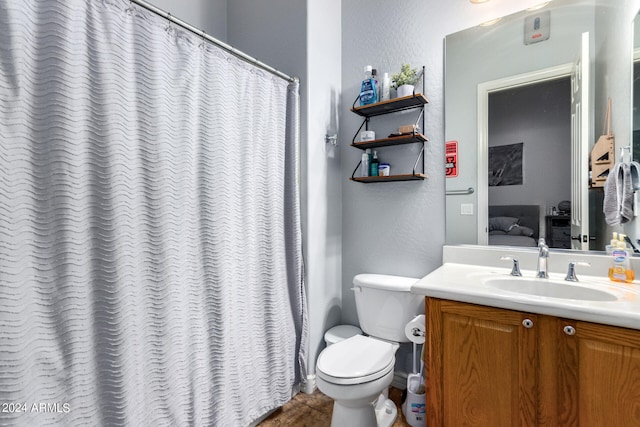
(352, 117), (370, 145)
(413, 107), (425, 135)
(412, 144), (425, 176)
(351, 93), (360, 110)
(351, 159), (363, 180)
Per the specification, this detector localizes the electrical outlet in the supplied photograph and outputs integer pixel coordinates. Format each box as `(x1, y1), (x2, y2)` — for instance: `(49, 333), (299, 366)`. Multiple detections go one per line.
(460, 203), (474, 215)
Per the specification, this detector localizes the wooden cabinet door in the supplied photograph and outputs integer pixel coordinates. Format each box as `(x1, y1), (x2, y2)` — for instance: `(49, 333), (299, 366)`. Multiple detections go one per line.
(425, 298), (538, 426)
(551, 318), (640, 427)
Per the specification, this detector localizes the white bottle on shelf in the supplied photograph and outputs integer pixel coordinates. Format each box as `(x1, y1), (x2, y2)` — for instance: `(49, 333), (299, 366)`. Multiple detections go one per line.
(361, 152), (370, 177)
(380, 72), (390, 101)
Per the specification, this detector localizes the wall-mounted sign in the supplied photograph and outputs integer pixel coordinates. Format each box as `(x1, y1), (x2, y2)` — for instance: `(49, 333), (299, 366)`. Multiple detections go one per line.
(445, 141), (458, 178)
(524, 11), (550, 45)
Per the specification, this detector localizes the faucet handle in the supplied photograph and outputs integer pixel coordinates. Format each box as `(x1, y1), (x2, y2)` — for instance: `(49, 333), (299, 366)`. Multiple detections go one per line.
(501, 256), (522, 277)
(565, 261), (591, 282)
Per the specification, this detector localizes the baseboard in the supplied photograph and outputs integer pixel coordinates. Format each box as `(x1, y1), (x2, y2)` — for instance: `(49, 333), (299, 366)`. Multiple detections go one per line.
(301, 374), (316, 394)
(291, 383), (301, 396)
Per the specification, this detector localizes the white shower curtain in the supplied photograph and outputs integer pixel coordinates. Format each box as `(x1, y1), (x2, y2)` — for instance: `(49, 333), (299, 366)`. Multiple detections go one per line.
(0, 0), (307, 426)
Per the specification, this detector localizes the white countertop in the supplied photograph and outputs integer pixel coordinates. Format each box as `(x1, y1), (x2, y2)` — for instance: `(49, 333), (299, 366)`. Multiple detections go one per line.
(411, 245), (640, 330)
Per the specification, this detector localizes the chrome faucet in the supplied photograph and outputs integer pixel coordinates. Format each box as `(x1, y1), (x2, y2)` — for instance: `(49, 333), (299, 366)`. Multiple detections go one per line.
(500, 256), (522, 276)
(536, 238), (549, 279)
(565, 261), (591, 282)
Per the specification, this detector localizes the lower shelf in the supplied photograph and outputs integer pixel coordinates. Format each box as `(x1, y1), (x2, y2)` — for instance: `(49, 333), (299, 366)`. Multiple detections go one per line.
(350, 174), (428, 183)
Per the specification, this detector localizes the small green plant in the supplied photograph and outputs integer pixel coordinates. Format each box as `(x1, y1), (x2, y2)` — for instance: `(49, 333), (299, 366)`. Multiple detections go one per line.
(392, 64), (419, 89)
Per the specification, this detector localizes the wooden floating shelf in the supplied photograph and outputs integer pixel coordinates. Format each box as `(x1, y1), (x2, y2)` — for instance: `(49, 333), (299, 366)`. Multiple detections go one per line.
(351, 133), (428, 150)
(351, 94), (429, 117)
(350, 174), (428, 183)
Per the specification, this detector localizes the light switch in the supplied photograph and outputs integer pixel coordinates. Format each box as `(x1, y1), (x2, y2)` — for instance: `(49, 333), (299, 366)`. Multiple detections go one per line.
(460, 203), (474, 215)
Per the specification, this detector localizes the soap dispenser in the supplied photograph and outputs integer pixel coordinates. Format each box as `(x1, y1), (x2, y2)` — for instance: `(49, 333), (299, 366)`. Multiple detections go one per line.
(609, 233), (635, 283)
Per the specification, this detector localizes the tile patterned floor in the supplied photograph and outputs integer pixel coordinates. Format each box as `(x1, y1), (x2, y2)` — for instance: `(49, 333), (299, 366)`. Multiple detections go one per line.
(258, 387), (412, 427)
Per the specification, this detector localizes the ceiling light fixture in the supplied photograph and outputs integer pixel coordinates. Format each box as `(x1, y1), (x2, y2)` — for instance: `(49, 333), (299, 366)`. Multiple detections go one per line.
(527, 2), (551, 11)
(470, 0), (490, 4)
(479, 17), (502, 26)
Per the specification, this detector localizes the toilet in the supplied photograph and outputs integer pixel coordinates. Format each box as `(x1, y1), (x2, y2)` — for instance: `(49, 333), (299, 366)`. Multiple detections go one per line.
(316, 274), (423, 427)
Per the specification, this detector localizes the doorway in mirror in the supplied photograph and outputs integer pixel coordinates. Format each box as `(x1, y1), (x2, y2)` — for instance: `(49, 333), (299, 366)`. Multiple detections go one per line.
(487, 77), (572, 248)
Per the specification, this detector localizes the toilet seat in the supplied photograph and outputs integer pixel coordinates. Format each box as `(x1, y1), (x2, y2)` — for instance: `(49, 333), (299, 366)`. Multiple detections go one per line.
(316, 335), (395, 385)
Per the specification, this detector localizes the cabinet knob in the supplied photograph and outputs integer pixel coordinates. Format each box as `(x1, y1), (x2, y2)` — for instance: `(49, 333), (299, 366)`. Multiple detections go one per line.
(522, 319), (534, 328)
(563, 325), (576, 336)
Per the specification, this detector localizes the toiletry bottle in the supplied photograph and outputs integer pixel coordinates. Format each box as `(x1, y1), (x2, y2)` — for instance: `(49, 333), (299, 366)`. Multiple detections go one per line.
(620, 234), (635, 282)
(370, 150), (379, 176)
(380, 72), (390, 101)
(361, 152), (369, 177)
(359, 66), (378, 106)
(609, 234), (635, 283)
(371, 69), (380, 102)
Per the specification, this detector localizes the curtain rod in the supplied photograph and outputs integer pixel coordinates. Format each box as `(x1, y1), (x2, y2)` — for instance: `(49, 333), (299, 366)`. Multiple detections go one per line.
(129, 0), (297, 83)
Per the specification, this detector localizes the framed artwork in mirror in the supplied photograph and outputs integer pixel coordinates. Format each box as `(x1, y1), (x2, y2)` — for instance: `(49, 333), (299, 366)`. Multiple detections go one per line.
(488, 142), (523, 186)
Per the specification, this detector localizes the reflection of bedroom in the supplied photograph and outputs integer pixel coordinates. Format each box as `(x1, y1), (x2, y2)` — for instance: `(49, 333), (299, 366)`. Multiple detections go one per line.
(488, 77), (572, 246)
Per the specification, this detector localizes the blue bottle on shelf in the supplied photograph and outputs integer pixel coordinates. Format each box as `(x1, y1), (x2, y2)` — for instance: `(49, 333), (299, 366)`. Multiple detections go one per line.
(359, 65), (378, 106)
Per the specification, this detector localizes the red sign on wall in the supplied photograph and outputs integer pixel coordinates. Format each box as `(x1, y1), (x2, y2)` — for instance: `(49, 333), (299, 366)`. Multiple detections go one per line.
(445, 141), (458, 178)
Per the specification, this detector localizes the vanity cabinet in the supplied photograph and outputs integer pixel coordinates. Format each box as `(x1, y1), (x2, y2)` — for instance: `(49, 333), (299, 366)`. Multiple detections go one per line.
(425, 297), (640, 426)
(424, 298), (538, 426)
(538, 316), (640, 426)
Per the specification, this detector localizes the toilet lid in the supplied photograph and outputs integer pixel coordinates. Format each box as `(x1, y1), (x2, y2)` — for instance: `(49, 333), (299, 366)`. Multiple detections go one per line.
(316, 335), (395, 385)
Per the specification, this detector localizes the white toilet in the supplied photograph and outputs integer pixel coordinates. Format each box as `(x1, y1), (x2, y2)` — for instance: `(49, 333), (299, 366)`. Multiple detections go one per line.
(316, 274), (423, 427)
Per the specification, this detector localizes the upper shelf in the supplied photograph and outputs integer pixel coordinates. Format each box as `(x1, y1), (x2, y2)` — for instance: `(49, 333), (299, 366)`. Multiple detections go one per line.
(351, 133), (428, 150)
(351, 93), (429, 117)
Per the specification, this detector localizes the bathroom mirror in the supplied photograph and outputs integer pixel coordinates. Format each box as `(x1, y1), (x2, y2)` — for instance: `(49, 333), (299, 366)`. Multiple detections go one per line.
(445, 0), (638, 252)
(634, 11), (640, 163)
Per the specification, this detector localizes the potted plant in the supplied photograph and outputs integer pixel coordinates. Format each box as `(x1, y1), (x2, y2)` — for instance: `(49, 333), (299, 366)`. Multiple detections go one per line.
(392, 64), (419, 98)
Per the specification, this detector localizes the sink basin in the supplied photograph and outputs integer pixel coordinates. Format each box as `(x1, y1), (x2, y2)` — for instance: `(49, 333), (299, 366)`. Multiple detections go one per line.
(484, 277), (618, 302)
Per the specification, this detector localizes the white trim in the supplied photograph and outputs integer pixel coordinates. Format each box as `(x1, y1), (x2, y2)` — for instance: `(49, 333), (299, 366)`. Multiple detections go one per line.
(301, 374), (316, 394)
(476, 63), (574, 245)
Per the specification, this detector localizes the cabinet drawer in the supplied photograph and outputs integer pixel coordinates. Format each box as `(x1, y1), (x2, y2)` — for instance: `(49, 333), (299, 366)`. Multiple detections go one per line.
(552, 227), (570, 240)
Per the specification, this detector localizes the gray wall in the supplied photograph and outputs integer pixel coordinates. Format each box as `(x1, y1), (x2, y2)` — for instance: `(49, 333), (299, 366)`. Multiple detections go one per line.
(147, 0), (226, 41)
(339, 0), (543, 327)
(339, 0), (545, 374)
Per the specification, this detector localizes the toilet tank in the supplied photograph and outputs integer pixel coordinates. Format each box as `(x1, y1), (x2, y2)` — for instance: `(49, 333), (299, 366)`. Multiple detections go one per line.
(353, 274), (423, 343)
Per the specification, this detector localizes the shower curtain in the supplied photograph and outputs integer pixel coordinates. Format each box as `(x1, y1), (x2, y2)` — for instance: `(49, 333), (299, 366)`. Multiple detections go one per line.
(0, 0), (307, 426)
